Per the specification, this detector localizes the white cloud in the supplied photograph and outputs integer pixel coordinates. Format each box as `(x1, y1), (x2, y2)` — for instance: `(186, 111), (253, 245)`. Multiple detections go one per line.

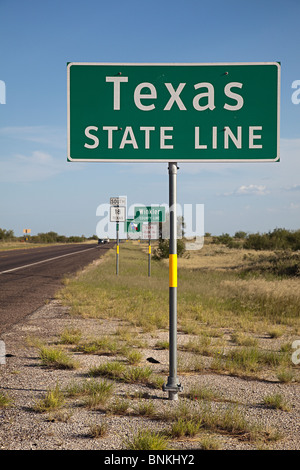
(236, 184), (269, 196)
(285, 184), (300, 192)
(0, 126), (66, 149)
(223, 184), (269, 197)
(0, 150), (75, 182)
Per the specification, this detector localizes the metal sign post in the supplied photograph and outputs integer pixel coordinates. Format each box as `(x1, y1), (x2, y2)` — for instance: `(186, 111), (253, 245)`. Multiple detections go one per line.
(148, 238), (151, 277)
(140, 222), (159, 278)
(163, 162), (182, 400)
(116, 222), (119, 275)
(110, 197), (126, 275)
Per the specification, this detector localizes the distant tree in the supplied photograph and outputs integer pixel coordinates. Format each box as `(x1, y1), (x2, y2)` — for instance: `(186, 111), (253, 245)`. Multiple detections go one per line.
(0, 228), (14, 240)
(234, 231), (247, 239)
(153, 238), (186, 260)
(243, 228), (300, 251)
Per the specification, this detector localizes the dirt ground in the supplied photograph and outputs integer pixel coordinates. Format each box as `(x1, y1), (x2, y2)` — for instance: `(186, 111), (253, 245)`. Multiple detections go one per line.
(0, 297), (299, 452)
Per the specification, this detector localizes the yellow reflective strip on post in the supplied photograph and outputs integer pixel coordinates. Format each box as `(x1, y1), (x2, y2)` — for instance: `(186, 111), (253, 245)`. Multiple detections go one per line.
(148, 245), (151, 254)
(169, 254), (177, 287)
(117, 245), (119, 254)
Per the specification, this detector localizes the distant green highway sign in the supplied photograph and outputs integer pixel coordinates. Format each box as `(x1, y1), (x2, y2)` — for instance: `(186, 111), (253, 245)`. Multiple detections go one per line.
(134, 206), (166, 222)
(67, 62), (280, 162)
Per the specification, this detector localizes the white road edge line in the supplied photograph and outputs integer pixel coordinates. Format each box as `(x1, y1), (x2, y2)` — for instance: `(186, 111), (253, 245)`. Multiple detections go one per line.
(0, 247), (96, 275)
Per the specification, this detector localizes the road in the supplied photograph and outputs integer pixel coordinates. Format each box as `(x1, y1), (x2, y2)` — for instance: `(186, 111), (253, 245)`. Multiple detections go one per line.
(0, 243), (112, 334)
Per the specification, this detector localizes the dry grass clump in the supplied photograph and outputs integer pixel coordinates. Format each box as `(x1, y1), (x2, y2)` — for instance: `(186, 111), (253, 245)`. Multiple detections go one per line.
(0, 392), (13, 408)
(39, 345), (80, 370)
(124, 429), (169, 450)
(34, 383), (65, 413)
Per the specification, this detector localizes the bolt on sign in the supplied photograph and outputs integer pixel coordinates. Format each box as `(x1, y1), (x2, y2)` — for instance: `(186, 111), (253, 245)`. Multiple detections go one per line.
(67, 62), (280, 162)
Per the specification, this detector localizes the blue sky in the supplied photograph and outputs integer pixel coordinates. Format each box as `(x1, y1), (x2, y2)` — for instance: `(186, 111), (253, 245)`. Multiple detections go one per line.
(0, 0), (299, 237)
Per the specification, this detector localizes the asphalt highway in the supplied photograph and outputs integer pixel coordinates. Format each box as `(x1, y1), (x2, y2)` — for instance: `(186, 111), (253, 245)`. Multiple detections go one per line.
(0, 243), (112, 334)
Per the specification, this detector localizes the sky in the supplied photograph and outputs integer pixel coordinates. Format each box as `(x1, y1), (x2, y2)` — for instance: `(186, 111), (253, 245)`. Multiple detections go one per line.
(0, 0), (299, 237)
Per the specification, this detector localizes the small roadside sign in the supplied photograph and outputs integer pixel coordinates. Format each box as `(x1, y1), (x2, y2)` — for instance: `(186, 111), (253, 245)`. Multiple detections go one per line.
(110, 206), (126, 222)
(142, 223), (159, 240)
(110, 196), (127, 207)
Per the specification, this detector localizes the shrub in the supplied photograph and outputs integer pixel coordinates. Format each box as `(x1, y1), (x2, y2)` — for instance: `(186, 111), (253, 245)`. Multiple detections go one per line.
(153, 239), (186, 260)
(244, 228), (300, 251)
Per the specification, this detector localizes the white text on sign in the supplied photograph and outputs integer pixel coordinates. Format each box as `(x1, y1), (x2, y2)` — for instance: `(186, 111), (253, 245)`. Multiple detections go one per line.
(105, 77), (244, 111)
(84, 77), (263, 152)
(84, 125), (262, 151)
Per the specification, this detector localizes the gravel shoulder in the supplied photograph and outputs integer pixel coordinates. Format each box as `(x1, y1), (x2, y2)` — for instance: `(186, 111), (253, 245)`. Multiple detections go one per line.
(0, 296), (299, 451)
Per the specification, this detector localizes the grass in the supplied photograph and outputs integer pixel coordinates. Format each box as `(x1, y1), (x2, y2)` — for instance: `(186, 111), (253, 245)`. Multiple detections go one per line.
(263, 393), (291, 411)
(89, 361), (126, 380)
(184, 385), (225, 402)
(89, 423), (108, 438)
(124, 429), (169, 450)
(200, 435), (221, 450)
(57, 241), (300, 340)
(88, 361), (153, 385)
(231, 333), (258, 347)
(0, 392), (13, 408)
(134, 401), (156, 417)
(160, 400), (281, 444)
(211, 346), (291, 377)
(59, 328), (82, 345)
(76, 336), (119, 355)
(34, 383), (65, 413)
(123, 349), (143, 365)
(65, 379), (114, 409)
(170, 417), (201, 438)
(109, 398), (131, 415)
(39, 345), (80, 370)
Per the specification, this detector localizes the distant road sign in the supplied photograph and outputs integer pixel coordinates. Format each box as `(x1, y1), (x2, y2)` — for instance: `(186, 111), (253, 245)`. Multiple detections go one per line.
(142, 223), (159, 240)
(124, 219), (141, 233)
(110, 206), (126, 222)
(134, 206), (166, 222)
(67, 62), (280, 162)
(110, 196), (126, 207)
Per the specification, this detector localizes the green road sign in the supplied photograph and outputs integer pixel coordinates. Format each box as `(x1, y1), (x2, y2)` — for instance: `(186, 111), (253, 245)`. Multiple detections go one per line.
(67, 62), (280, 162)
(134, 206), (166, 222)
(124, 219), (141, 233)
